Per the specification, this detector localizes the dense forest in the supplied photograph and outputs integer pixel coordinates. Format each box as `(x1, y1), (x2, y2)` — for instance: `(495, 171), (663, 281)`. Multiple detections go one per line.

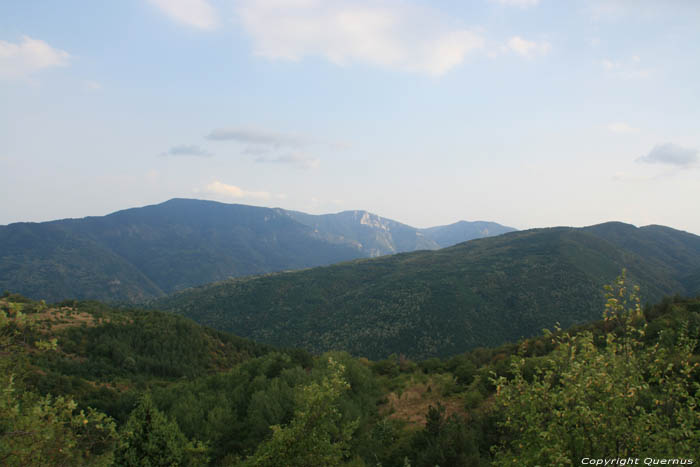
(0, 199), (514, 303)
(155, 222), (700, 359)
(2, 275), (699, 465)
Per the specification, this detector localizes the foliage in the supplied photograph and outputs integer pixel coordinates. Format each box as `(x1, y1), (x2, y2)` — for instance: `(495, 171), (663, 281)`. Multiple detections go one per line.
(0, 307), (118, 466)
(17, 299), (273, 425)
(147, 351), (379, 465)
(491, 272), (700, 465)
(409, 403), (480, 467)
(4, 199), (507, 303)
(0, 382), (118, 467)
(115, 393), (208, 466)
(42, 301), (271, 380)
(3, 287), (699, 466)
(158, 224), (700, 359)
(242, 358), (359, 466)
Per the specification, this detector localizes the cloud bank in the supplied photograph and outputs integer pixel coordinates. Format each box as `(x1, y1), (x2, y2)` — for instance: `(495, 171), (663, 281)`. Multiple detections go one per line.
(208, 126), (323, 169)
(236, 0), (485, 76)
(0, 36), (70, 79)
(637, 143), (699, 168)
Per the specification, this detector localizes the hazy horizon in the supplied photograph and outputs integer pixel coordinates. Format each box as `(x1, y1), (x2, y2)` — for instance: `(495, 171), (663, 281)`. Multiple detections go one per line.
(2, 0), (699, 234)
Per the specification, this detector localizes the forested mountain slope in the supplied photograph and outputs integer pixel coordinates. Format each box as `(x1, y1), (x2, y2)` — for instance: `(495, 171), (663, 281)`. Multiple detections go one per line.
(156, 223), (700, 359)
(4, 288), (699, 465)
(0, 199), (513, 303)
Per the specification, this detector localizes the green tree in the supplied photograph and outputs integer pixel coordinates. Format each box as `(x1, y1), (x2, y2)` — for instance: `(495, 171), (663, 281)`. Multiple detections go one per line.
(410, 402), (480, 467)
(0, 306), (118, 466)
(243, 357), (359, 467)
(115, 393), (208, 466)
(491, 272), (700, 465)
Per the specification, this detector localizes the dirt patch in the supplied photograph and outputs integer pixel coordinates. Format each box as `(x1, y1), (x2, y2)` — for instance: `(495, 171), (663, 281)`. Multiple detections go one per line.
(381, 378), (468, 427)
(30, 308), (101, 331)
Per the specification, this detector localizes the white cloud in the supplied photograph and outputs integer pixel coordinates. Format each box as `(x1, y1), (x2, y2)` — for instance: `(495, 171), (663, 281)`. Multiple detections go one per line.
(491, 0), (540, 7)
(0, 36), (70, 79)
(637, 143), (699, 168)
(505, 36), (551, 58)
(255, 152), (320, 169)
(607, 122), (639, 134)
(205, 180), (272, 200)
(236, 0), (485, 76)
(147, 0), (218, 30)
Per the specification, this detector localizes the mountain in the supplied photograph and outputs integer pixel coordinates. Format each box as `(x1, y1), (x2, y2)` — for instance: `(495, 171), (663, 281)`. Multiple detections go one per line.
(154, 222), (700, 359)
(281, 209), (439, 256)
(420, 220), (517, 248)
(0, 198), (514, 302)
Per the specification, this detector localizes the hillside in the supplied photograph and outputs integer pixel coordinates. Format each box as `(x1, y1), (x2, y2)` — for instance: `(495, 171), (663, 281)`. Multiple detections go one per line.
(1, 294), (273, 385)
(0, 199), (513, 303)
(4, 290), (699, 465)
(155, 222), (700, 359)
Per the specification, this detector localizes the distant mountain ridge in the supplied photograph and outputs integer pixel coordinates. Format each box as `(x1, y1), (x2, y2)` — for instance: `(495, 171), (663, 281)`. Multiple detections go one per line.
(280, 209), (439, 256)
(154, 222), (700, 359)
(0, 198), (515, 302)
(419, 220), (516, 248)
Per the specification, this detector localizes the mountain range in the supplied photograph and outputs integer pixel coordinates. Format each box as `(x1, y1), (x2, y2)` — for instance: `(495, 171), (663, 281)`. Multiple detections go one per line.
(154, 222), (700, 359)
(0, 198), (515, 302)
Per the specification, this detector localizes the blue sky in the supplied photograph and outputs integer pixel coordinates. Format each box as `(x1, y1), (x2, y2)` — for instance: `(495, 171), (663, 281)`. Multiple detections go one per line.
(1, 0), (699, 234)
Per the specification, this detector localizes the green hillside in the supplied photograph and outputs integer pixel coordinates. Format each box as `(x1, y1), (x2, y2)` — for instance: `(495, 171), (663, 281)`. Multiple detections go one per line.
(0, 199), (514, 303)
(4, 286), (699, 465)
(155, 223), (700, 359)
(0, 223), (164, 302)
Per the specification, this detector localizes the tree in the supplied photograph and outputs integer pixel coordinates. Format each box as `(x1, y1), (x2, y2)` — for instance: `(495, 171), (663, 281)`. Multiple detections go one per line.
(242, 357), (359, 467)
(115, 393), (208, 466)
(0, 305), (118, 466)
(409, 403), (480, 467)
(491, 272), (700, 465)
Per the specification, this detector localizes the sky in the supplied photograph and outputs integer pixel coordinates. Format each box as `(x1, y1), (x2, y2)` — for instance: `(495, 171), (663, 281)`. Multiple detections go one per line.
(1, 0), (699, 234)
